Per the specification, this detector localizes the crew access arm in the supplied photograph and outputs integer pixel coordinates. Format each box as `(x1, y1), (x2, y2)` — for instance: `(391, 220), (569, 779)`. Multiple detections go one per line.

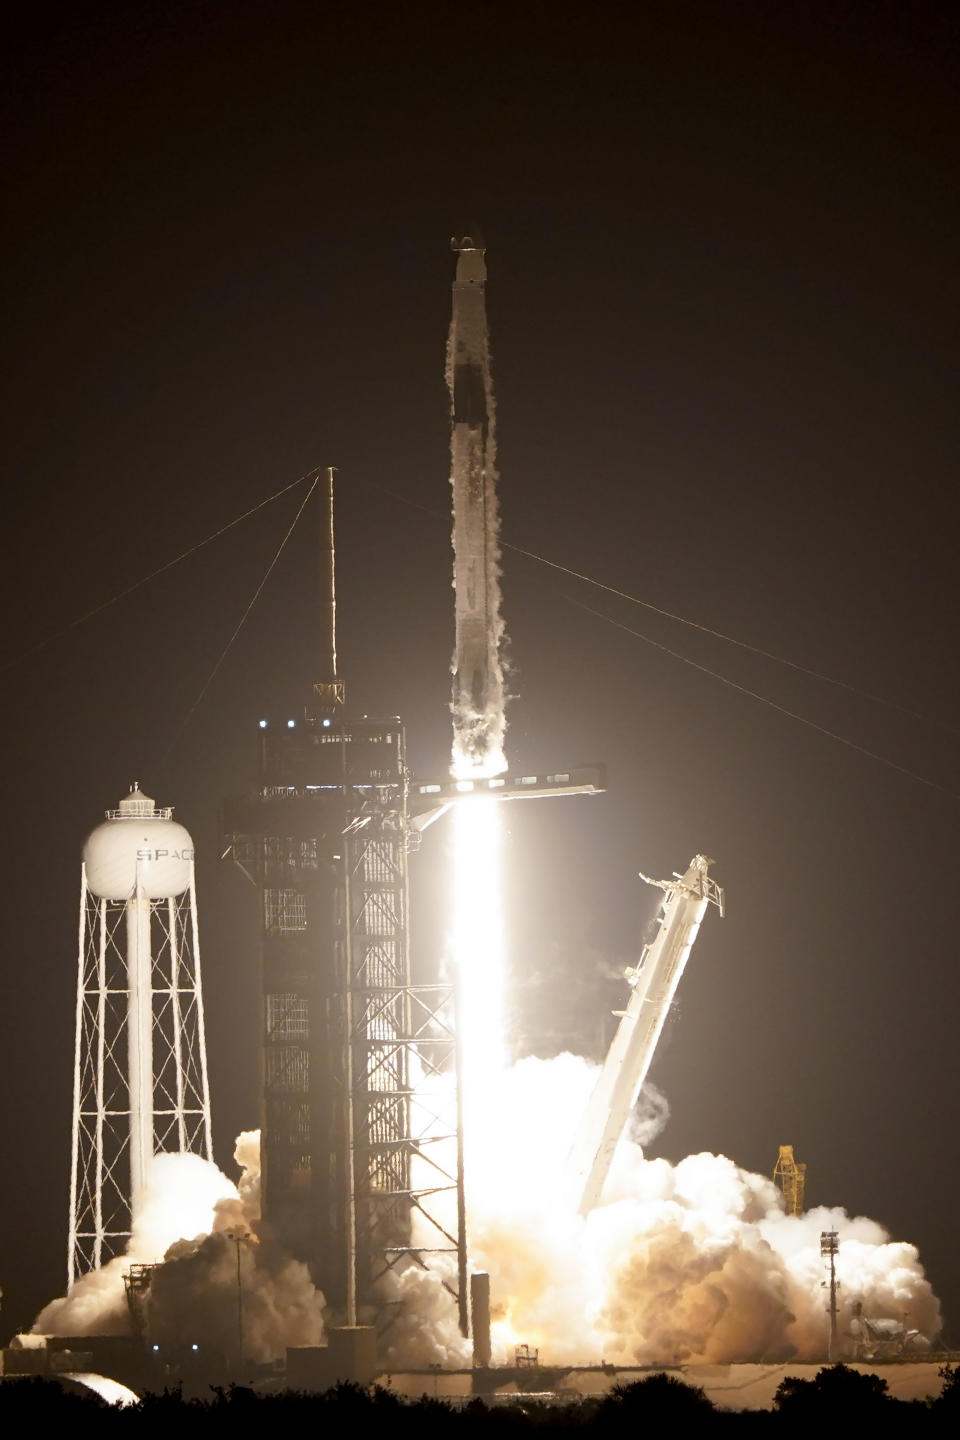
(566, 855), (724, 1215)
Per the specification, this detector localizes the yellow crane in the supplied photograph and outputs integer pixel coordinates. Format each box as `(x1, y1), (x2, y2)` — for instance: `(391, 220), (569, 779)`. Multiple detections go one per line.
(773, 1144), (806, 1215)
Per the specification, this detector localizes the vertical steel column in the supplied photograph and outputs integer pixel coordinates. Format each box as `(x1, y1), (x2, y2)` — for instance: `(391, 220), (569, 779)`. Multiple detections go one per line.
(168, 893), (186, 1152)
(126, 873), (154, 1216)
(188, 865), (214, 1160)
(453, 972), (469, 1338)
(343, 849), (359, 1328)
(94, 897), (108, 1270)
(67, 870), (87, 1285)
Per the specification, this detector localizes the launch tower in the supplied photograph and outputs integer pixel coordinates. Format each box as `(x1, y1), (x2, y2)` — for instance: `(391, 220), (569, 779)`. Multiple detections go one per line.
(224, 470), (467, 1334)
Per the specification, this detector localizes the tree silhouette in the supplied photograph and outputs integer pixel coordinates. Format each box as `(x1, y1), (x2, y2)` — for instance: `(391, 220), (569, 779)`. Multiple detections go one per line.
(593, 1372), (715, 1427)
(933, 1364), (960, 1413)
(774, 1364), (890, 1419)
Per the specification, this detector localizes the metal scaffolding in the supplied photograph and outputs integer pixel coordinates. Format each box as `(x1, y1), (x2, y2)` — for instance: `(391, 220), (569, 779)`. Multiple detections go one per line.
(225, 714), (468, 1339)
(773, 1144), (807, 1215)
(345, 815), (468, 1333)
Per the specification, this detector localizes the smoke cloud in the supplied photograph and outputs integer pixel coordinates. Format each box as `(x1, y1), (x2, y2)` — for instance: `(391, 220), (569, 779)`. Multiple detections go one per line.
(34, 1131), (326, 1363)
(32, 1077), (939, 1370)
(378, 1055), (940, 1369)
(34, 1150), (241, 1338)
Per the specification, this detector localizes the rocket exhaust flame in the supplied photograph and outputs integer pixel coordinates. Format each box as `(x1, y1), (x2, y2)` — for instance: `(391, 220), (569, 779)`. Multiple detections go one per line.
(451, 798), (507, 1145)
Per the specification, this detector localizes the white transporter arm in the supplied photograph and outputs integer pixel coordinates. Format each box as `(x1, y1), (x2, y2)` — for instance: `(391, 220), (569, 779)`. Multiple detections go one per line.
(566, 854), (724, 1215)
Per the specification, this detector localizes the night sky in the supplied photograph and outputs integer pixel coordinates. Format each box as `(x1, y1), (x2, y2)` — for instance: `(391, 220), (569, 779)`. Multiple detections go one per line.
(2, 3), (957, 1343)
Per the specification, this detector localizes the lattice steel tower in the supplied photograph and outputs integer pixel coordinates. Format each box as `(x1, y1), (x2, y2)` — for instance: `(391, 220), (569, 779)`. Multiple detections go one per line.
(69, 784), (213, 1284)
(223, 469), (466, 1336)
(773, 1144), (807, 1215)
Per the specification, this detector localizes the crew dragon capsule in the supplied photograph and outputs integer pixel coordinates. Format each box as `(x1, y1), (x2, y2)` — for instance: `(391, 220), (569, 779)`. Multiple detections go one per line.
(447, 235), (507, 776)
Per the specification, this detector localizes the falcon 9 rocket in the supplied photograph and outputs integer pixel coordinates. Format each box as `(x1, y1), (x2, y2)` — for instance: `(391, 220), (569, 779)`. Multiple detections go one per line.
(447, 235), (507, 777)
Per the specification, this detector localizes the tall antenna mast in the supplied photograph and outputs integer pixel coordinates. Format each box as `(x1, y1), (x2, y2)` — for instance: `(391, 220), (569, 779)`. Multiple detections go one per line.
(313, 465), (345, 713)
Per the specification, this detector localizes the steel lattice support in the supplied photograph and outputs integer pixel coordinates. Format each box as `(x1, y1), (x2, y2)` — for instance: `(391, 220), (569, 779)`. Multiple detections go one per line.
(68, 863), (213, 1285)
(372, 984), (468, 1337)
(345, 816), (412, 1320)
(345, 814), (467, 1333)
(226, 713), (468, 1342)
(773, 1145), (807, 1216)
(222, 475), (468, 1345)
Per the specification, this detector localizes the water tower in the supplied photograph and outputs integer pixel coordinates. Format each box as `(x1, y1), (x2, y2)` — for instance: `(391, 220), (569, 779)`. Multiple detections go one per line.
(67, 782), (213, 1284)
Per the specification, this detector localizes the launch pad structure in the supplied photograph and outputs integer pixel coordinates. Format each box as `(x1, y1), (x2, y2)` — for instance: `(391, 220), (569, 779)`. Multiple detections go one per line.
(225, 707), (468, 1331)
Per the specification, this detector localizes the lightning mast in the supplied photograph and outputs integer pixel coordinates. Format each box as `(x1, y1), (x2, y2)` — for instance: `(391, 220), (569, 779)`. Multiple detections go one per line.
(566, 855), (724, 1214)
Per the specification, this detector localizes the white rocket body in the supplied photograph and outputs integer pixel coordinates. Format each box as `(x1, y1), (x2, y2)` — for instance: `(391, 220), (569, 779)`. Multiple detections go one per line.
(448, 237), (506, 776)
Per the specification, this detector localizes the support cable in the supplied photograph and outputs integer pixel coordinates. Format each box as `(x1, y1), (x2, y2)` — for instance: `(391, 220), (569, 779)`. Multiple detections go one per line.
(508, 540), (959, 738)
(569, 598), (959, 801)
(358, 475), (956, 738)
(162, 475), (320, 757)
(1, 467), (321, 674)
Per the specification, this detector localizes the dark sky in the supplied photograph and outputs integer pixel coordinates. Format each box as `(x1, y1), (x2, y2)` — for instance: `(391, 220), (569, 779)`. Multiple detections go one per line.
(2, 2), (957, 1341)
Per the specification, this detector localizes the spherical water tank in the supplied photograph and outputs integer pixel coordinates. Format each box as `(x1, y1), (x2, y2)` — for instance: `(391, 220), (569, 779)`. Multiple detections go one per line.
(83, 783), (194, 900)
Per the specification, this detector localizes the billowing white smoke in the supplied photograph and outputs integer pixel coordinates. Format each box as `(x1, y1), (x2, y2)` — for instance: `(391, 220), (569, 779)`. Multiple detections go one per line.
(380, 1055), (940, 1368)
(33, 1150), (243, 1338)
(34, 1131), (326, 1362)
(33, 1067), (940, 1369)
